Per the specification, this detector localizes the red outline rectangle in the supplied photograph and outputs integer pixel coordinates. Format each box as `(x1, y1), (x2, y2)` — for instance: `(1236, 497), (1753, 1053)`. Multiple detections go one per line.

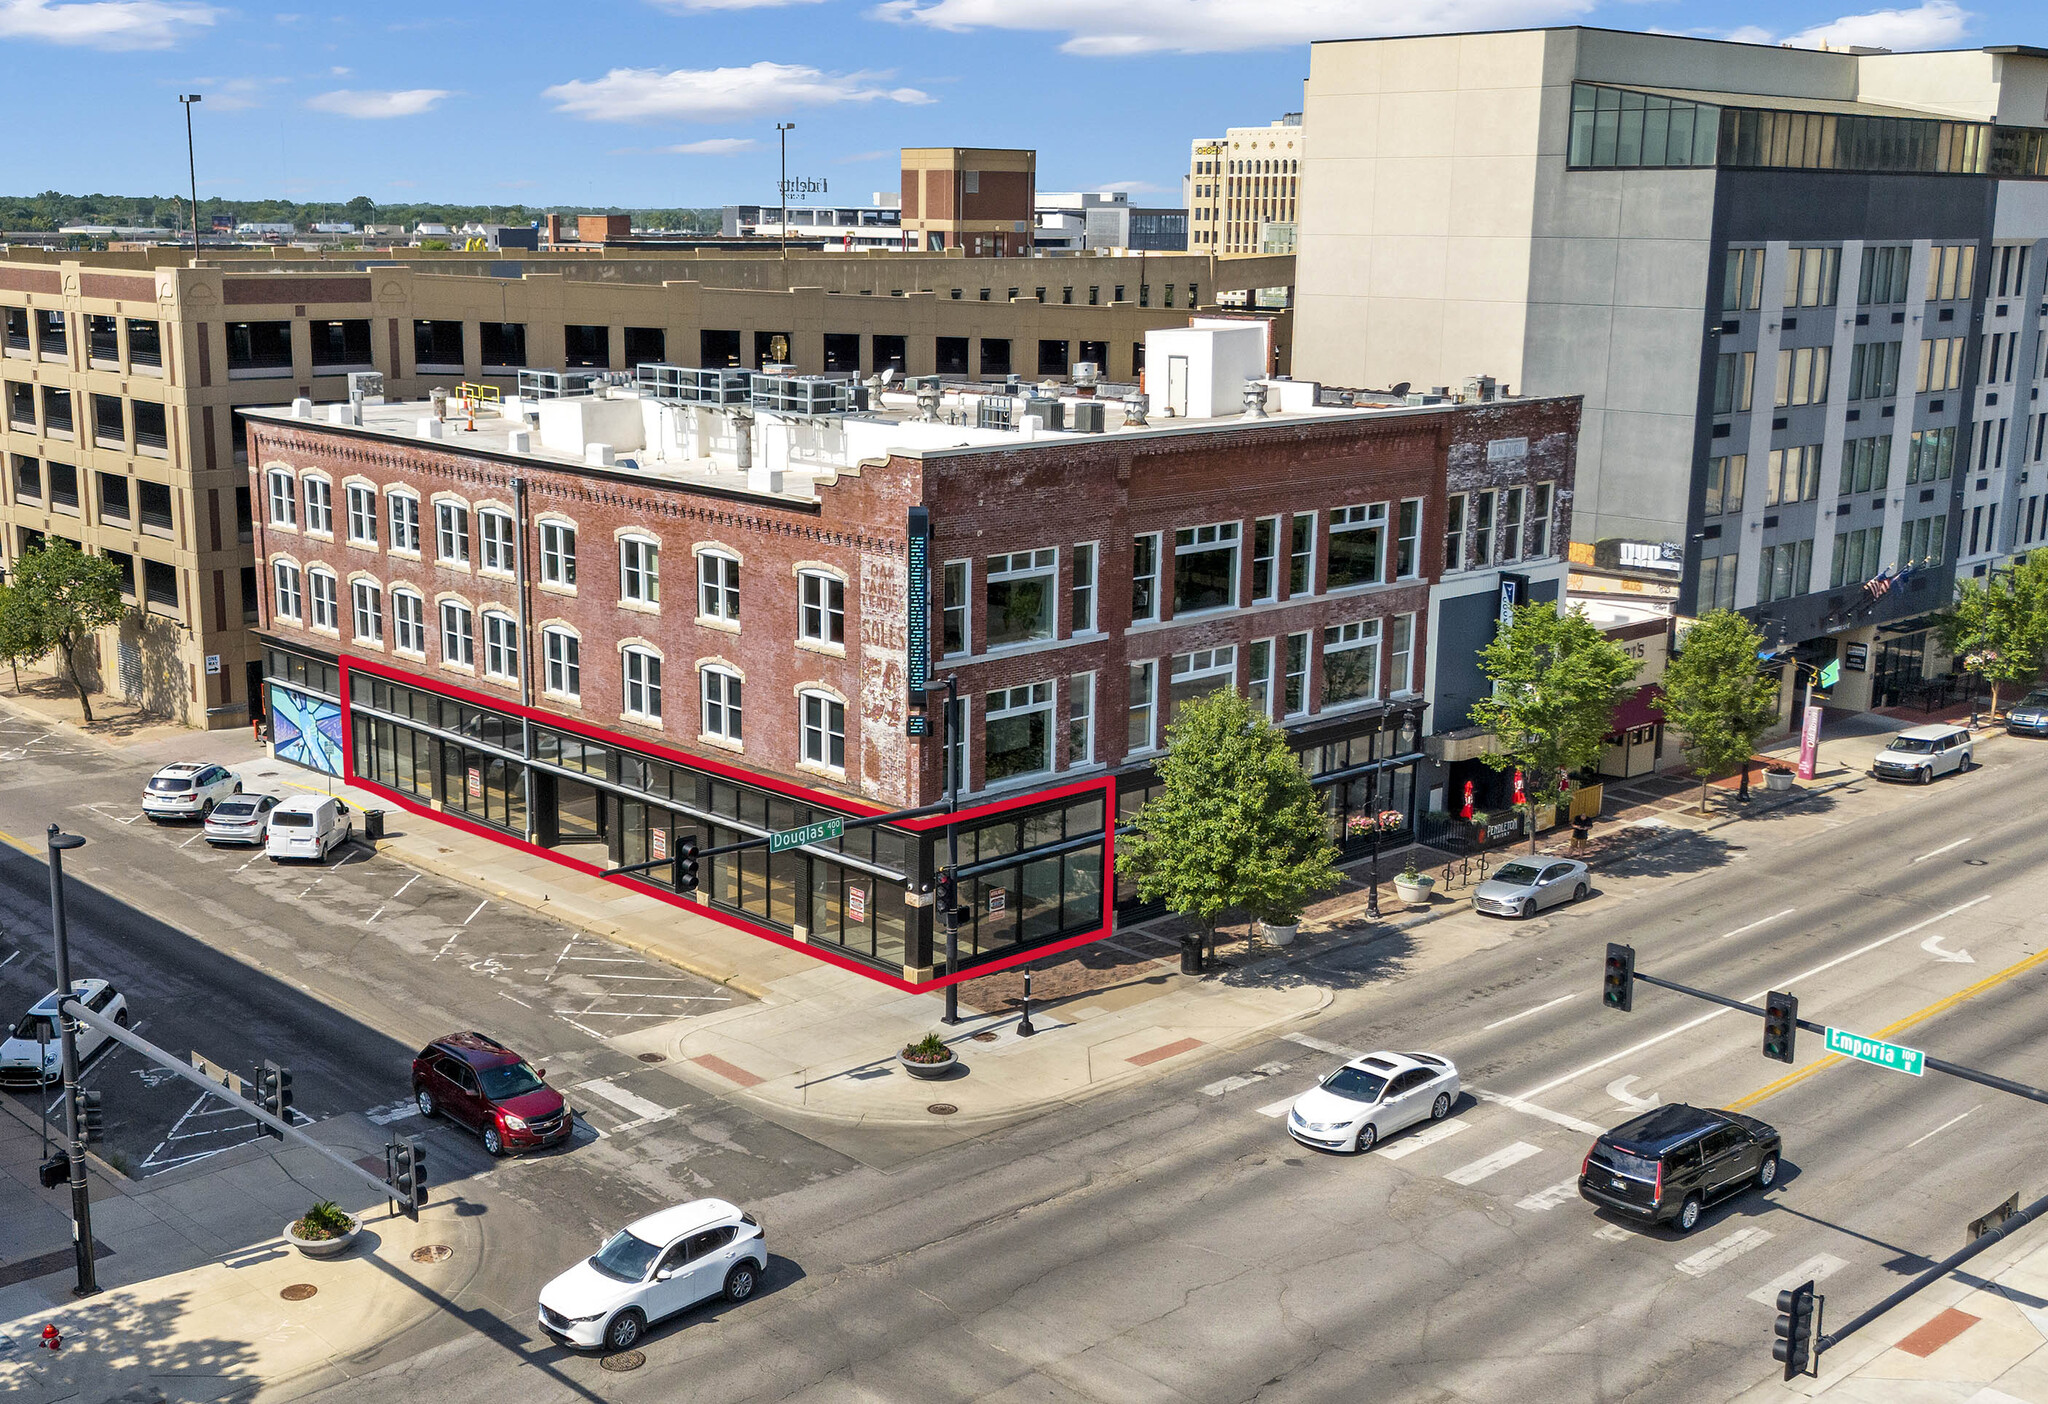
(334, 654), (1115, 993)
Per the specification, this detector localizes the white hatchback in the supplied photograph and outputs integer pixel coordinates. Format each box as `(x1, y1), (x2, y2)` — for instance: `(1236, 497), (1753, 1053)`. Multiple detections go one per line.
(538, 1199), (767, 1352)
(1287, 1050), (1461, 1154)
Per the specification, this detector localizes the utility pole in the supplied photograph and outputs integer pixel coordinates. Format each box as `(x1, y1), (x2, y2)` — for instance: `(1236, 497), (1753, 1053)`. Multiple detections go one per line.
(775, 122), (796, 257)
(47, 824), (97, 1297)
(179, 94), (202, 260)
(940, 675), (963, 1026)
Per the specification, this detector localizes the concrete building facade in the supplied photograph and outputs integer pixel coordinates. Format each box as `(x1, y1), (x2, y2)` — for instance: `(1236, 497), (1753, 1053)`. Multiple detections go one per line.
(1189, 116), (1307, 254)
(1294, 28), (2048, 706)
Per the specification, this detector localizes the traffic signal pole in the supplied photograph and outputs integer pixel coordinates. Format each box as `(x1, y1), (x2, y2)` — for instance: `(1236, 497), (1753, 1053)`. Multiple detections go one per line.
(47, 825), (97, 1297)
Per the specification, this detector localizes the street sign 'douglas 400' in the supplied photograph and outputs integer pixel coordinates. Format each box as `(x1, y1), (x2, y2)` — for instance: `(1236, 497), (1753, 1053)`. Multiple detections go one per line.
(1824, 1026), (1925, 1076)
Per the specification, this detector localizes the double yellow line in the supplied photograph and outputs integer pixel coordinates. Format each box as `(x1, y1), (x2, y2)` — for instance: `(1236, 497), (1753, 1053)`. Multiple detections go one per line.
(1727, 943), (2048, 1111)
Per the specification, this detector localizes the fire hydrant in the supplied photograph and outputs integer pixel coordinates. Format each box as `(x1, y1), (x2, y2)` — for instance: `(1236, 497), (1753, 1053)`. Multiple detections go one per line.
(40, 1323), (61, 1351)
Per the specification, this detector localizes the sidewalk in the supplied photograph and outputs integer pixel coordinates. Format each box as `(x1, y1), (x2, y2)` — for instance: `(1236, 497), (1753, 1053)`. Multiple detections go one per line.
(1733, 1229), (2048, 1401)
(0, 1091), (480, 1404)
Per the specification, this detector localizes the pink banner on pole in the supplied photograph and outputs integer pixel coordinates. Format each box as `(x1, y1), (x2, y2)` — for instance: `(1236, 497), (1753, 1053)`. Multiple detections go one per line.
(1797, 705), (1822, 780)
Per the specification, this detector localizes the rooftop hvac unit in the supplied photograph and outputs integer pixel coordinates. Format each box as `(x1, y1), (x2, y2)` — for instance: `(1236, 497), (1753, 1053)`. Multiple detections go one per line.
(639, 364), (753, 405)
(976, 396), (1015, 431)
(347, 371), (385, 402)
(1023, 396), (1065, 430)
(518, 369), (602, 400)
(752, 375), (852, 415)
(1069, 400), (1106, 433)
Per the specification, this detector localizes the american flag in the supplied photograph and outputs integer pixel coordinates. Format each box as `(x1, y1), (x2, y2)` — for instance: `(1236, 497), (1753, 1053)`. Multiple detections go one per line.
(1864, 570), (1893, 600)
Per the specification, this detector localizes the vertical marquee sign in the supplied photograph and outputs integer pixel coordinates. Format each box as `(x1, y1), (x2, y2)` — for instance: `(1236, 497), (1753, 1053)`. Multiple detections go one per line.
(906, 506), (932, 736)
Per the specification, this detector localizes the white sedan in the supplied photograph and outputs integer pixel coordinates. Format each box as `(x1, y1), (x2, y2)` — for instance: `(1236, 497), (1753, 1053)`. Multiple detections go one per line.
(1287, 1051), (1460, 1154)
(538, 1199), (766, 1352)
(0, 980), (129, 1088)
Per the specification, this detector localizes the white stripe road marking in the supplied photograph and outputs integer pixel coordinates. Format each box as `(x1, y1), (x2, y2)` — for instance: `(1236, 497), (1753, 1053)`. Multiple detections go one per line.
(1676, 1228), (1774, 1278)
(1515, 1178), (1582, 1213)
(1484, 994), (1576, 1030)
(1515, 895), (1994, 1102)
(1204, 1074), (1264, 1097)
(575, 1078), (672, 1121)
(391, 874), (420, 899)
(1720, 908), (1798, 940)
(1471, 1088), (1606, 1137)
(367, 1100), (421, 1125)
(1377, 1118), (1470, 1161)
(366, 906), (386, 925)
(1258, 1092), (1307, 1118)
(1907, 1105), (1980, 1148)
(464, 901), (488, 925)
(1444, 1141), (1542, 1186)
(1284, 1032), (1364, 1059)
(0, 950), (18, 968)
(1912, 836), (1974, 863)
(1748, 1254), (1850, 1304)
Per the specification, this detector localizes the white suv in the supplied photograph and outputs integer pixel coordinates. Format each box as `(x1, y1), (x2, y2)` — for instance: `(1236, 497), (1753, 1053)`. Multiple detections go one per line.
(538, 1199), (766, 1352)
(143, 763), (241, 820)
(1871, 725), (1973, 784)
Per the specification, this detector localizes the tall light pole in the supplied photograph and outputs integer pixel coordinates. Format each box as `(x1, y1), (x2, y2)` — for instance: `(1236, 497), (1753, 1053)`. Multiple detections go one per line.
(179, 94), (202, 259)
(47, 824), (97, 1297)
(775, 122), (796, 255)
(939, 676), (962, 1026)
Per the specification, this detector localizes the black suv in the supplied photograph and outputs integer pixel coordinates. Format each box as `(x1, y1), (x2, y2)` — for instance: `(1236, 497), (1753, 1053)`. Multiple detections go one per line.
(1578, 1103), (1781, 1233)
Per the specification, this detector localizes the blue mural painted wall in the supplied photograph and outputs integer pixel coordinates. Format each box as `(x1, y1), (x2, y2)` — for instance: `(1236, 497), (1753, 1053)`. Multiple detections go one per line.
(270, 684), (344, 776)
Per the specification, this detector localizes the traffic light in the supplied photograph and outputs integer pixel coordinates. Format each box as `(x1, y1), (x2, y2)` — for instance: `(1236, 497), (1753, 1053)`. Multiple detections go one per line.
(935, 871), (967, 925)
(1773, 1280), (1820, 1379)
(391, 1134), (427, 1218)
(80, 1090), (103, 1144)
(675, 835), (700, 894)
(255, 1062), (285, 1139)
(1763, 991), (1799, 1064)
(272, 1061), (294, 1126)
(1602, 943), (1636, 1012)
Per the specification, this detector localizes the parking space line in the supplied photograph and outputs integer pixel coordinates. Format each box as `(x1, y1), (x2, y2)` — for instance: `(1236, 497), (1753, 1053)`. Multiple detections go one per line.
(391, 875), (420, 899)
(464, 901), (488, 926)
(1444, 1141), (1542, 1186)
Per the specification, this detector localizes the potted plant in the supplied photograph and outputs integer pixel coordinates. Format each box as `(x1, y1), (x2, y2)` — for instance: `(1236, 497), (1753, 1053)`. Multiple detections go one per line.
(1470, 810), (1493, 845)
(1392, 858), (1435, 909)
(1258, 907), (1300, 948)
(1764, 761), (1795, 792)
(899, 1031), (958, 1080)
(285, 1200), (360, 1259)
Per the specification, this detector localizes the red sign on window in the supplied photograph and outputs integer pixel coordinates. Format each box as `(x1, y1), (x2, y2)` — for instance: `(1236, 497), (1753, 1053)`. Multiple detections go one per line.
(650, 826), (669, 861)
(848, 885), (866, 923)
(466, 766), (482, 798)
(988, 886), (1006, 914)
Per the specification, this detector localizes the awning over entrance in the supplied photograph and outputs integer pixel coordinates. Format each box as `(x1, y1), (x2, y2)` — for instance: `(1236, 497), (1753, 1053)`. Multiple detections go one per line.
(1607, 684), (1665, 737)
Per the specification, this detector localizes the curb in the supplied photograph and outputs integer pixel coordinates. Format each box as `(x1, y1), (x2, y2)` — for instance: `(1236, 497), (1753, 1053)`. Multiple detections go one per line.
(364, 838), (780, 1002)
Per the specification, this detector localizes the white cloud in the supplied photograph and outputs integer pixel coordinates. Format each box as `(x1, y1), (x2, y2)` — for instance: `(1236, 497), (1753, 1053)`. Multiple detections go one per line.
(870, 0), (1589, 55)
(1781, 0), (1971, 50)
(306, 88), (453, 119)
(543, 62), (932, 123)
(660, 137), (761, 154)
(195, 76), (286, 111)
(835, 149), (894, 164)
(1090, 179), (1169, 194)
(0, 0), (216, 49)
(647, 0), (825, 8)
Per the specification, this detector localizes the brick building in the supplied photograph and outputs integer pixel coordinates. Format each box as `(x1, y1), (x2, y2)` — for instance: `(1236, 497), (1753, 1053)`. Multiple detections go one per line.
(900, 148), (1036, 257)
(248, 327), (1576, 989)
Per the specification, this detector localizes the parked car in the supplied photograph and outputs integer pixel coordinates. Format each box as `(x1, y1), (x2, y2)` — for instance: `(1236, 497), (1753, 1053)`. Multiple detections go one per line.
(204, 794), (281, 846)
(1286, 1050), (1460, 1154)
(1578, 1103), (1781, 1233)
(538, 1199), (767, 1351)
(142, 762), (240, 821)
(0, 980), (129, 1087)
(2006, 690), (2048, 738)
(411, 1031), (572, 1156)
(265, 795), (354, 862)
(1870, 724), (1973, 783)
(1473, 857), (1590, 918)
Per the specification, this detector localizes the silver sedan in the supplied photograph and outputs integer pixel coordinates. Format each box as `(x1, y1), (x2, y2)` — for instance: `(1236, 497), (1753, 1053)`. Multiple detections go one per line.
(1473, 857), (1590, 918)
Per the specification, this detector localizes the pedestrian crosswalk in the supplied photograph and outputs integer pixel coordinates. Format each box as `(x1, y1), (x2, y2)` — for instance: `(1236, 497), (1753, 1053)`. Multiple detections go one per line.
(1444, 1140), (1542, 1186)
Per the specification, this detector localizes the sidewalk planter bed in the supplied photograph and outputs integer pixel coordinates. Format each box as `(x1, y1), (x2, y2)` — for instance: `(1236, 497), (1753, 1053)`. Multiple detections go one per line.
(286, 1201), (360, 1259)
(899, 1033), (958, 1080)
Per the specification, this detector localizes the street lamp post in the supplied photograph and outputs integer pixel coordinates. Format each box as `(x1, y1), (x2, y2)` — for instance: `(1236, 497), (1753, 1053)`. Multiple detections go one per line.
(775, 122), (796, 256)
(939, 675), (963, 1026)
(178, 94), (202, 259)
(47, 824), (97, 1297)
(1365, 768), (1383, 920)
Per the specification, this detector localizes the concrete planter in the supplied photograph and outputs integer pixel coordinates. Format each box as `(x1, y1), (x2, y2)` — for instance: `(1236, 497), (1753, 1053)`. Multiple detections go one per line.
(1393, 875), (1434, 909)
(1262, 921), (1298, 948)
(1765, 770), (1794, 792)
(285, 1212), (360, 1259)
(898, 1049), (958, 1080)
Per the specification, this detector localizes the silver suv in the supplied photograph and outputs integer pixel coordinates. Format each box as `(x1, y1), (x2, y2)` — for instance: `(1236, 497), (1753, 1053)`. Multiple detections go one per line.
(1871, 725), (1972, 784)
(2007, 690), (2048, 739)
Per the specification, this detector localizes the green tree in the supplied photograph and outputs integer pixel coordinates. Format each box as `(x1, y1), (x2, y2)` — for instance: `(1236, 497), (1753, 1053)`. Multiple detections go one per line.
(0, 580), (55, 692)
(1469, 600), (1640, 851)
(344, 195), (377, 224)
(1933, 553), (2048, 716)
(11, 541), (125, 722)
(1653, 610), (1783, 815)
(1116, 688), (1340, 963)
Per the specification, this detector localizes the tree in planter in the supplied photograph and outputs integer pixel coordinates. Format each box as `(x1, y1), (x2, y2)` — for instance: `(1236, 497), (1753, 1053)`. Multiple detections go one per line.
(1116, 688), (1340, 965)
(0, 581), (55, 693)
(1933, 552), (2048, 718)
(1468, 600), (1640, 852)
(11, 541), (125, 723)
(1653, 609), (1783, 815)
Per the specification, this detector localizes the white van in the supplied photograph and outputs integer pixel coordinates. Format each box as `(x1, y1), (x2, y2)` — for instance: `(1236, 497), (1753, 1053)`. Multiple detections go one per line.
(266, 795), (356, 862)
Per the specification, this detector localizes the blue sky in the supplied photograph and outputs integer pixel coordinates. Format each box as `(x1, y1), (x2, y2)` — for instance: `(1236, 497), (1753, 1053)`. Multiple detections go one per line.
(0, 0), (2041, 210)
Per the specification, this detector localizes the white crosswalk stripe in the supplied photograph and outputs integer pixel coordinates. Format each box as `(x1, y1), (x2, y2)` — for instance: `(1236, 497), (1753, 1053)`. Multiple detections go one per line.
(1747, 1254), (1850, 1304)
(1284, 1032), (1364, 1059)
(1515, 1177), (1582, 1213)
(1445, 1141), (1543, 1186)
(1376, 1118), (1470, 1161)
(1675, 1227), (1774, 1278)
(1258, 1092), (1304, 1118)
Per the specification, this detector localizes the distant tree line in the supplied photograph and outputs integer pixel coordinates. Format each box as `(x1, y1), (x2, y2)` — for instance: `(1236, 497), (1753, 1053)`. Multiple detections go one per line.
(0, 191), (723, 234)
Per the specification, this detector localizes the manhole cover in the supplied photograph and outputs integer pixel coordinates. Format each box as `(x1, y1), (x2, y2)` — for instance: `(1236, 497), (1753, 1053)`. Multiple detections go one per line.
(970, 1031), (999, 1043)
(410, 1245), (452, 1264)
(280, 1284), (317, 1302)
(600, 1350), (646, 1372)
(926, 1103), (959, 1116)
(637, 1052), (667, 1063)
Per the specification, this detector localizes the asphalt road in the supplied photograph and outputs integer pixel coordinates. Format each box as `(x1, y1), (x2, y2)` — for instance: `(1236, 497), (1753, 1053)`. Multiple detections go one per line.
(8, 705), (2048, 1402)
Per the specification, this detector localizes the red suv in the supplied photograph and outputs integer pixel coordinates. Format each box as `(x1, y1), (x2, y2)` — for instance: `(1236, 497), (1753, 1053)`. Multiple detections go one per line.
(410, 1032), (572, 1156)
